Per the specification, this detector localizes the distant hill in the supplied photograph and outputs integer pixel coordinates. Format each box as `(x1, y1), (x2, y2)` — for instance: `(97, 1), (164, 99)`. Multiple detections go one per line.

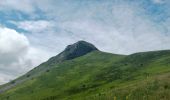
(0, 41), (170, 100)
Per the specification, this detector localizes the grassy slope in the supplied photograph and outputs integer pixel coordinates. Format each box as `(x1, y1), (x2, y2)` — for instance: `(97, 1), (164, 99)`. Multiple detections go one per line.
(0, 50), (170, 100)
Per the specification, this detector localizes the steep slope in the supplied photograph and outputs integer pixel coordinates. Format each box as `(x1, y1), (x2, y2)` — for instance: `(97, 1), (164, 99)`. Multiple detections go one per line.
(0, 41), (98, 95)
(0, 51), (125, 100)
(0, 41), (170, 100)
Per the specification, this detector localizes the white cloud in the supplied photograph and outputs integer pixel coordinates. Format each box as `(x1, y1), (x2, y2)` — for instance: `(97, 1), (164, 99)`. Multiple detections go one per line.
(0, 0), (34, 13)
(57, 2), (170, 54)
(10, 1), (170, 55)
(0, 73), (12, 85)
(0, 27), (50, 84)
(13, 20), (54, 33)
(152, 0), (165, 4)
(0, 27), (29, 65)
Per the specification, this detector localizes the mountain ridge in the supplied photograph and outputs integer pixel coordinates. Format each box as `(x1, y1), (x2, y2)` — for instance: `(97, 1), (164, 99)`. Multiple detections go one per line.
(0, 41), (170, 100)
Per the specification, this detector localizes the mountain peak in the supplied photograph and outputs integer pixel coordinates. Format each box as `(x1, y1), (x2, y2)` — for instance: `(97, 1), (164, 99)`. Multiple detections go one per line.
(48, 41), (98, 63)
(65, 40), (98, 52)
(60, 41), (99, 60)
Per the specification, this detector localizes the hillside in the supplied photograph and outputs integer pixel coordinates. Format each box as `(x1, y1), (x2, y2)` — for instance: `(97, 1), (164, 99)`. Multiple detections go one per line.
(0, 41), (170, 100)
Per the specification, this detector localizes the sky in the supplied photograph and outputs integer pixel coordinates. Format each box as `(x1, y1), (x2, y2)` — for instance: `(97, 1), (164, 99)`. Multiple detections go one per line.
(0, 0), (170, 84)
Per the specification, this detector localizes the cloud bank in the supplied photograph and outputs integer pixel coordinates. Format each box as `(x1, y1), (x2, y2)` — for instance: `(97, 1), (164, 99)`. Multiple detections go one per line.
(0, 27), (50, 84)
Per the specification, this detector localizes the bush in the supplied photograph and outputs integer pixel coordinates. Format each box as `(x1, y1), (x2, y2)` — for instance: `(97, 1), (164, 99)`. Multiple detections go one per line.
(6, 96), (9, 100)
(11, 81), (15, 84)
(46, 69), (50, 72)
(27, 74), (30, 78)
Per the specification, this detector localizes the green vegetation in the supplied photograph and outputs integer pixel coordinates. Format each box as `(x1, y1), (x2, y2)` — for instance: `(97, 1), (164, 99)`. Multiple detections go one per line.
(0, 50), (170, 100)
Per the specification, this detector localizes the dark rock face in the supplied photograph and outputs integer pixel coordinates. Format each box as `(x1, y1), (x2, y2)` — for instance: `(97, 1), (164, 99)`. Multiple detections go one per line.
(48, 41), (98, 63)
(60, 41), (98, 60)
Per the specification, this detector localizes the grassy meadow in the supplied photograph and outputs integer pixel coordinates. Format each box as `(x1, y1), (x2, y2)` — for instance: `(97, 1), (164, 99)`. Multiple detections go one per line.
(0, 50), (170, 100)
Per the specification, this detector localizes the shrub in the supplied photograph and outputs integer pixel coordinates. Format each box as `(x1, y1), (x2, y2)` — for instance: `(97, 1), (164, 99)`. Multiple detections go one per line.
(6, 96), (9, 100)
(11, 81), (15, 84)
(27, 74), (30, 78)
(46, 69), (50, 72)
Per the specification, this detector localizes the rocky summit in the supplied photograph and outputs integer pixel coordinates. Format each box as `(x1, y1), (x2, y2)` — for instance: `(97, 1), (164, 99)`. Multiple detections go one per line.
(48, 41), (99, 63)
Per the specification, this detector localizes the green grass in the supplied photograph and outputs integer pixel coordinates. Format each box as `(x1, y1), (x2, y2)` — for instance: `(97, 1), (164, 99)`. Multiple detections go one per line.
(0, 50), (170, 100)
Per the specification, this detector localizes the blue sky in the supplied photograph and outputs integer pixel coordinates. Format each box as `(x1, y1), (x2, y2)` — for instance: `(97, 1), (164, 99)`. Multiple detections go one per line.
(0, 0), (170, 84)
